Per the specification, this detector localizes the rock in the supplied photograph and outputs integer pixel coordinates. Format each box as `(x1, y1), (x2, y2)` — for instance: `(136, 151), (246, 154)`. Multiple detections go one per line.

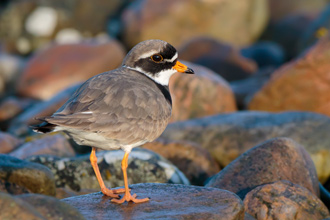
(0, 132), (22, 154)
(240, 41), (285, 68)
(0, 96), (35, 127)
(249, 33), (330, 115)
(268, 0), (328, 21)
(230, 67), (275, 109)
(161, 111), (330, 183)
(9, 133), (75, 159)
(27, 148), (189, 192)
(142, 139), (220, 186)
(263, 13), (316, 59)
(63, 183), (245, 220)
(122, 0), (269, 48)
(25, 6), (57, 37)
(298, 5), (330, 55)
(206, 138), (320, 199)
(17, 194), (86, 220)
(0, 179), (31, 195)
(55, 187), (98, 199)
(8, 84), (80, 137)
(169, 61), (237, 122)
(0, 154), (56, 196)
(178, 37), (257, 82)
(16, 40), (125, 100)
(0, 192), (46, 220)
(244, 180), (330, 220)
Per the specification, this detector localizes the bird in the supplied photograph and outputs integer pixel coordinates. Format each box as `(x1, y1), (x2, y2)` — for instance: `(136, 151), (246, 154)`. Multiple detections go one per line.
(31, 39), (194, 204)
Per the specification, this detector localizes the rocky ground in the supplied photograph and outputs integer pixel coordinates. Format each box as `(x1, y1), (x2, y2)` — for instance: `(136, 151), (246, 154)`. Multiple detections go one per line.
(1, 0), (330, 219)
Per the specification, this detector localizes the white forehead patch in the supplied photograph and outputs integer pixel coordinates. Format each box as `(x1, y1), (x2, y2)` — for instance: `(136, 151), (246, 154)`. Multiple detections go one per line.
(163, 53), (178, 63)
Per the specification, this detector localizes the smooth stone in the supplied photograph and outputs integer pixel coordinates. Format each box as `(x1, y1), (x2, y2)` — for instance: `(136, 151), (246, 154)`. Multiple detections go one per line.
(9, 133), (75, 159)
(0, 131), (22, 154)
(244, 180), (330, 220)
(62, 183), (245, 220)
(161, 111), (330, 183)
(27, 148), (189, 192)
(206, 138), (320, 199)
(142, 139), (220, 186)
(169, 61), (237, 122)
(0, 179), (31, 195)
(0, 154), (55, 196)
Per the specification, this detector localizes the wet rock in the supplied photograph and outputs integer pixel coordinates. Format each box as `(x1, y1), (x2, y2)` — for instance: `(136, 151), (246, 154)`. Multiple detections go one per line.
(0, 96), (35, 127)
(161, 111), (330, 183)
(244, 180), (329, 220)
(142, 139), (220, 186)
(178, 37), (257, 82)
(122, 0), (268, 48)
(0, 154), (55, 196)
(27, 148), (189, 192)
(8, 84), (80, 137)
(16, 40), (125, 100)
(230, 67), (275, 109)
(249, 33), (330, 116)
(298, 5), (330, 54)
(206, 138), (320, 199)
(0, 192), (45, 220)
(0, 179), (31, 195)
(240, 41), (285, 68)
(0, 131), (22, 154)
(17, 194), (86, 220)
(9, 133), (75, 159)
(55, 187), (98, 199)
(63, 183), (245, 220)
(268, 0), (327, 21)
(169, 61), (237, 122)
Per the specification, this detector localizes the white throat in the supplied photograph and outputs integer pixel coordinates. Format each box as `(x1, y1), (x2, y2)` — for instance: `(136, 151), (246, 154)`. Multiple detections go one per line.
(124, 66), (177, 86)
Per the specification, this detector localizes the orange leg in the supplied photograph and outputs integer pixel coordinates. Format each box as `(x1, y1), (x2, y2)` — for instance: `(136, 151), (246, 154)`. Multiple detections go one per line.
(111, 152), (149, 204)
(90, 147), (125, 198)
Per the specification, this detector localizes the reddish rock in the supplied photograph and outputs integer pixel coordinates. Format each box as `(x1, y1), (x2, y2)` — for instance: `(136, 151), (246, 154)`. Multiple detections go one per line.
(0, 96), (34, 123)
(249, 33), (330, 116)
(122, 0), (268, 48)
(178, 37), (257, 82)
(169, 61), (237, 122)
(63, 183), (245, 220)
(244, 180), (330, 220)
(9, 133), (75, 159)
(205, 138), (320, 199)
(16, 40), (125, 100)
(142, 139), (220, 186)
(0, 132), (22, 154)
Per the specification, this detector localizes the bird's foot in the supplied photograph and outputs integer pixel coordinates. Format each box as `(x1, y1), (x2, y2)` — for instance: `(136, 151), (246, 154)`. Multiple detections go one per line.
(111, 192), (149, 204)
(101, 187), (124, 198)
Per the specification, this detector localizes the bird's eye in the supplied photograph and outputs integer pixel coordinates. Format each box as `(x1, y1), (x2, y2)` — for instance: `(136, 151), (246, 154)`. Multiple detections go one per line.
(151, 54), (163, 63)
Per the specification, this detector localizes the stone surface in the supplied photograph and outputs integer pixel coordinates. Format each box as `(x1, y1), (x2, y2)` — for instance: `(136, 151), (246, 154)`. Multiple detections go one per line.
(0, 131), (22, 154)
(161, 111), (330, 183)
(249, 33), (330, 116)
(9, 133), (75, 159)
(63, 183), (245, 220)
(28, 148), (189, 192)
(8, 84), (80, 137)
(206, 138), (320, 199)
(55, 187), (98, 199)
(16, 40), (125, 100)
(244, 180), (329, 220)
(268, 0), (328, 21)
(17, 194), (86, 220)
(142, 139), (220, 186)
(169, 61), (237, 122)
(0, 154), (55, 196)
(0, 53), (25, 93)
(178, 37), (257, 82)
(122, 0), (269, 48)
(0, 179), (31, 195)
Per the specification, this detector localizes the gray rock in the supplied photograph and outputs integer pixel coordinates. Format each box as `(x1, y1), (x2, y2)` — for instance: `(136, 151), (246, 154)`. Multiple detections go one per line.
(62, 183), (245, 220)
(27, 148), (189, 192)
(161, 111), (330, 182)
(0, 154), (55, 196)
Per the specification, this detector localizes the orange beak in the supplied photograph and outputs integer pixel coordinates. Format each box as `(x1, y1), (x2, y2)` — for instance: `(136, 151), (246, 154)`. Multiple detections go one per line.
(173, 61), (194, 74)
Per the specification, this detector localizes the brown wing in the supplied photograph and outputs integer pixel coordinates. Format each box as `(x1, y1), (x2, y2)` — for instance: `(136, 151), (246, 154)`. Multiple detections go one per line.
(46, 68), (172, 144)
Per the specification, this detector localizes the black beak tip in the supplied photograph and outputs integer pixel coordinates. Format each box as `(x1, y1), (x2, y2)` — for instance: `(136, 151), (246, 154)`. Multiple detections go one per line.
(185, 68), (194, 74)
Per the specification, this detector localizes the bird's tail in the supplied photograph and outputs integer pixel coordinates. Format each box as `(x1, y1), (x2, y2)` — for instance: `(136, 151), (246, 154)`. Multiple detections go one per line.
(30, 117), (57, 133)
